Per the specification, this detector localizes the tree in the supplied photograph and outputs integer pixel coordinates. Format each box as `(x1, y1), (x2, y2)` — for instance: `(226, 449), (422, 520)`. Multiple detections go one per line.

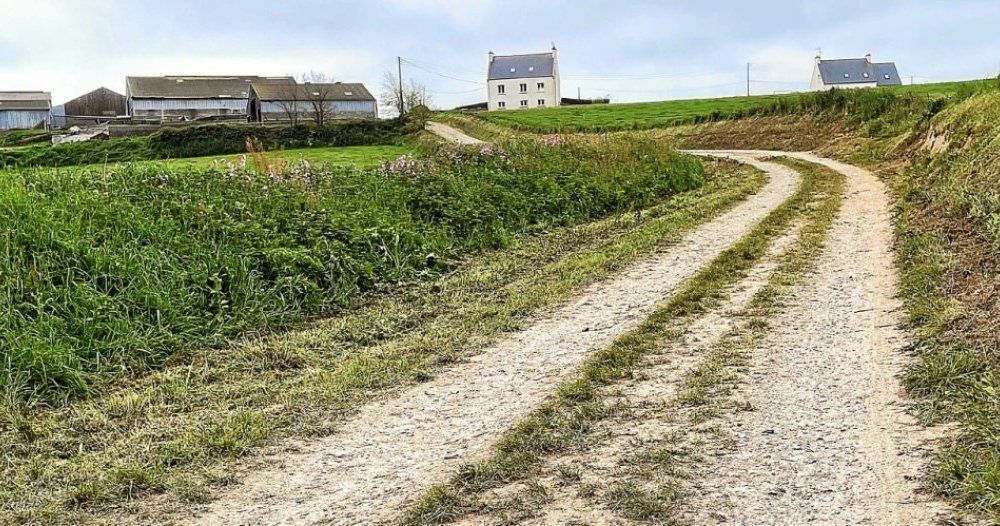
(380, 71), (432, 119)
(300, 71), (337, 126)
(273, 78), (302, 126)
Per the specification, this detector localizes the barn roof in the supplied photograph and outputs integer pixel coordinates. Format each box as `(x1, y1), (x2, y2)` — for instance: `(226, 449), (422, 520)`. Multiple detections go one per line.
(0, 91), (52, 111)
(126, 76), (294, 99)
(488, 53), (556, 80)
(818, 58), (901, 86)
(251, 82), (375, 102)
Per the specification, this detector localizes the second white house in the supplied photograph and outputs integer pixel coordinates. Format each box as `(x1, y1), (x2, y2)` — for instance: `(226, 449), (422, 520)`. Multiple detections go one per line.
(487, 48), (560, 111)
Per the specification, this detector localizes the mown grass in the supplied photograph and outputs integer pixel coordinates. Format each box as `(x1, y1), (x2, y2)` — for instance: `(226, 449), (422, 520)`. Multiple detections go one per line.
(466, 79), (997, 134)
(0, 155), (760, 525)
(399, 156), (844, 525)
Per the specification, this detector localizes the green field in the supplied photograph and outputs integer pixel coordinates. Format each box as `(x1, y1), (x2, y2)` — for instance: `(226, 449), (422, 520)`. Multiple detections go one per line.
(59, 144), (411, 173)
(473, 79), (996, 133)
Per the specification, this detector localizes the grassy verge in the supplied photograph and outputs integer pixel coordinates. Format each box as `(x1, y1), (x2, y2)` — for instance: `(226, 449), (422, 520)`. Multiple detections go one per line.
(399, 157), (843, 525)
(0, 158), (762, 525)
(2, 134), (703, 406)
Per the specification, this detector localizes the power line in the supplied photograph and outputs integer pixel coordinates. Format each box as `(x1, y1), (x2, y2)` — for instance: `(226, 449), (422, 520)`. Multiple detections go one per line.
(399, 58), (485, 85)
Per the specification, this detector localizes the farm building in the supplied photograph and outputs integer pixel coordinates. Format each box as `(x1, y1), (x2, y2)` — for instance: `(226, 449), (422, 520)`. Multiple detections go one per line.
(487, 47), (561, 111)
(248, 82), (377, 123)
(54, 87), (127, 127)
(0, 91), (51, 130)
(810, 54), (902, 91)
(125, 76), (294, 122)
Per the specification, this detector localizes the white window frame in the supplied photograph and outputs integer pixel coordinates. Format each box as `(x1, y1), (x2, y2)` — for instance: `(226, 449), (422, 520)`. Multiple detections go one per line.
(497, 84), (505, 95)
(538, 99), (546, 106)
(537, 82), (545, 91)
(497, 101), (506, 109)
(519, 83), (528, 94)
(520, 99), (528, 108)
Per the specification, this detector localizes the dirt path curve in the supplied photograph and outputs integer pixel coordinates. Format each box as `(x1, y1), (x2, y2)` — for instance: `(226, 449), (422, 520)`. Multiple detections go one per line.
(183, 155), (798, 526)
(425, 121), (484, 145)
(680, 151), (947, 525)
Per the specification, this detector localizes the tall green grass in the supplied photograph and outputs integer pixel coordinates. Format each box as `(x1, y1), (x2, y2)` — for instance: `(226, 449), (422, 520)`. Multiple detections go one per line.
(0, 135), (703, 405)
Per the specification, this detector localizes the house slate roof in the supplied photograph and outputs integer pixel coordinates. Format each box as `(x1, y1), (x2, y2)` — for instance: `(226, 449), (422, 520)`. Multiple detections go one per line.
(126, 76), (294, 99)
(818, 59), (902, 86)
(488, 53), (556, 80)
(251, 82), (375, 102)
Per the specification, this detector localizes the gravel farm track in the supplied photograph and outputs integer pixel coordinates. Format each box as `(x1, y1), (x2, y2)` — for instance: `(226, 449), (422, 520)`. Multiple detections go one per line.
(162, 125), (949, 525)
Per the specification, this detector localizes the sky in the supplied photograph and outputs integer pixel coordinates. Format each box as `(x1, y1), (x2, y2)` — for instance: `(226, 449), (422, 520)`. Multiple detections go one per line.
(1, 0), (997, 112)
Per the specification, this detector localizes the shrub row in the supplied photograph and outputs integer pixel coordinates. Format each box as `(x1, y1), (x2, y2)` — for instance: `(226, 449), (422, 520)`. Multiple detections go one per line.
(0, 120), (415, 168)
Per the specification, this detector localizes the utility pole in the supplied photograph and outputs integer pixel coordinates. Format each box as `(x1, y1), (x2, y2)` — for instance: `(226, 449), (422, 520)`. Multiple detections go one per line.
(397, 56), (405, 118)
(578, 87), (581, 100)
(746, 62), (751, 97)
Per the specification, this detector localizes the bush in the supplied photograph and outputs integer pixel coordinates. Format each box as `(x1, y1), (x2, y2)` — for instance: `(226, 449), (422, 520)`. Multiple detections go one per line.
(0, 135), (703, 404)
(0, 120), (415, 169)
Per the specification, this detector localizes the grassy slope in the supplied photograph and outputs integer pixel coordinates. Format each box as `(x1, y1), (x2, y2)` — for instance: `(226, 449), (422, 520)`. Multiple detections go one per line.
(467, 80), (993, 133)
(0, 160), (764, 526)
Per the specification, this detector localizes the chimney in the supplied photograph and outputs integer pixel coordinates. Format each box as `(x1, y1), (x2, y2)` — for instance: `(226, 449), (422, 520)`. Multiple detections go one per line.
(488, 51), (495, 63)
(815, 54), (822, 65)
(551, 44), (558, 60)
(865, 53), (872, 63)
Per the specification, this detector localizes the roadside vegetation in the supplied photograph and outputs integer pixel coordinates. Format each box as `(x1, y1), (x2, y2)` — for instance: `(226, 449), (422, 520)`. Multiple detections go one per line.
(0, 155), (761, 525)
(401, 157), (845, 525)
(463, 79), (995, 133)
(1, 133), (704, 406)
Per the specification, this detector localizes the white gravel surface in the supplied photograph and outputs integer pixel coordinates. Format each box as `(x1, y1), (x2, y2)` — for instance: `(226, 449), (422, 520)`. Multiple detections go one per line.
(180, 151), (799, 526)
(425, 121), (484, 145)
(678, 151), (949, 525)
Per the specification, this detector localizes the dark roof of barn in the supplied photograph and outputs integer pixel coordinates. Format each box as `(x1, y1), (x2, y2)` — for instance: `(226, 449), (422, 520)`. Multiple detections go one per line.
(126, 76), (294, 99)
(0, 91), (52, 111)
(818, 59), (902, 86)
(251, 82), (375, 102)
(488, 53), (556, 80)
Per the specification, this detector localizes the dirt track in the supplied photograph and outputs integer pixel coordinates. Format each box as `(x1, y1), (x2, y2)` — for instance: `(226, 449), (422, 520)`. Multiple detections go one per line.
(182, 154), (798, 526)
(678, 152), (948, 525)
(169, 133), (943, 525)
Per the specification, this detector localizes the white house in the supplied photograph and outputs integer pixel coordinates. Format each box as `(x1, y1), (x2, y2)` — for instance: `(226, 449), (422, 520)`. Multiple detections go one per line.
(810, 54), (902, 91)
(487, 48), (560, 111)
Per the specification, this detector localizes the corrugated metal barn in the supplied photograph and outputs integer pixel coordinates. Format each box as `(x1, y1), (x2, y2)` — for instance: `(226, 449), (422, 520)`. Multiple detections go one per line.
(0, 91), (51, 130)
(57, 87), (127, 126)
(125, 76), (294, 122)
(249, 82), (377, 123)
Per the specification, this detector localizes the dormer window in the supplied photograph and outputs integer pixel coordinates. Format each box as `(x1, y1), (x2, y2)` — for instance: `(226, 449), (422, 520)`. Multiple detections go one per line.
(863, 72), (870, 78)
(528, 66), (534, 72)
(345, 91), (353, 96)
(510, 68), (516, 73)
(844, 73), (850, 78)
(884, 74), (891, 80)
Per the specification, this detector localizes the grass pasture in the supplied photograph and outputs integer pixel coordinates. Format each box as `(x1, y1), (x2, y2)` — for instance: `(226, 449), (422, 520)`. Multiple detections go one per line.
(471, 79), (997, 133)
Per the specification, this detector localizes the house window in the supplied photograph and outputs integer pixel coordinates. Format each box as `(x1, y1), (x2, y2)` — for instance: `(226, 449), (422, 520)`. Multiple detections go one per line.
(538, 99), (546, 106)
(844, 73), (850, 78)
(884, 74), (891, 80)
(863, 72), (870, 78)
(520, 100), (528, 108)
(537, 82), (545, 91)
(497, 85), (505, 95)
(498, 101), (506, 109)
(519, 83), (528, 93)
